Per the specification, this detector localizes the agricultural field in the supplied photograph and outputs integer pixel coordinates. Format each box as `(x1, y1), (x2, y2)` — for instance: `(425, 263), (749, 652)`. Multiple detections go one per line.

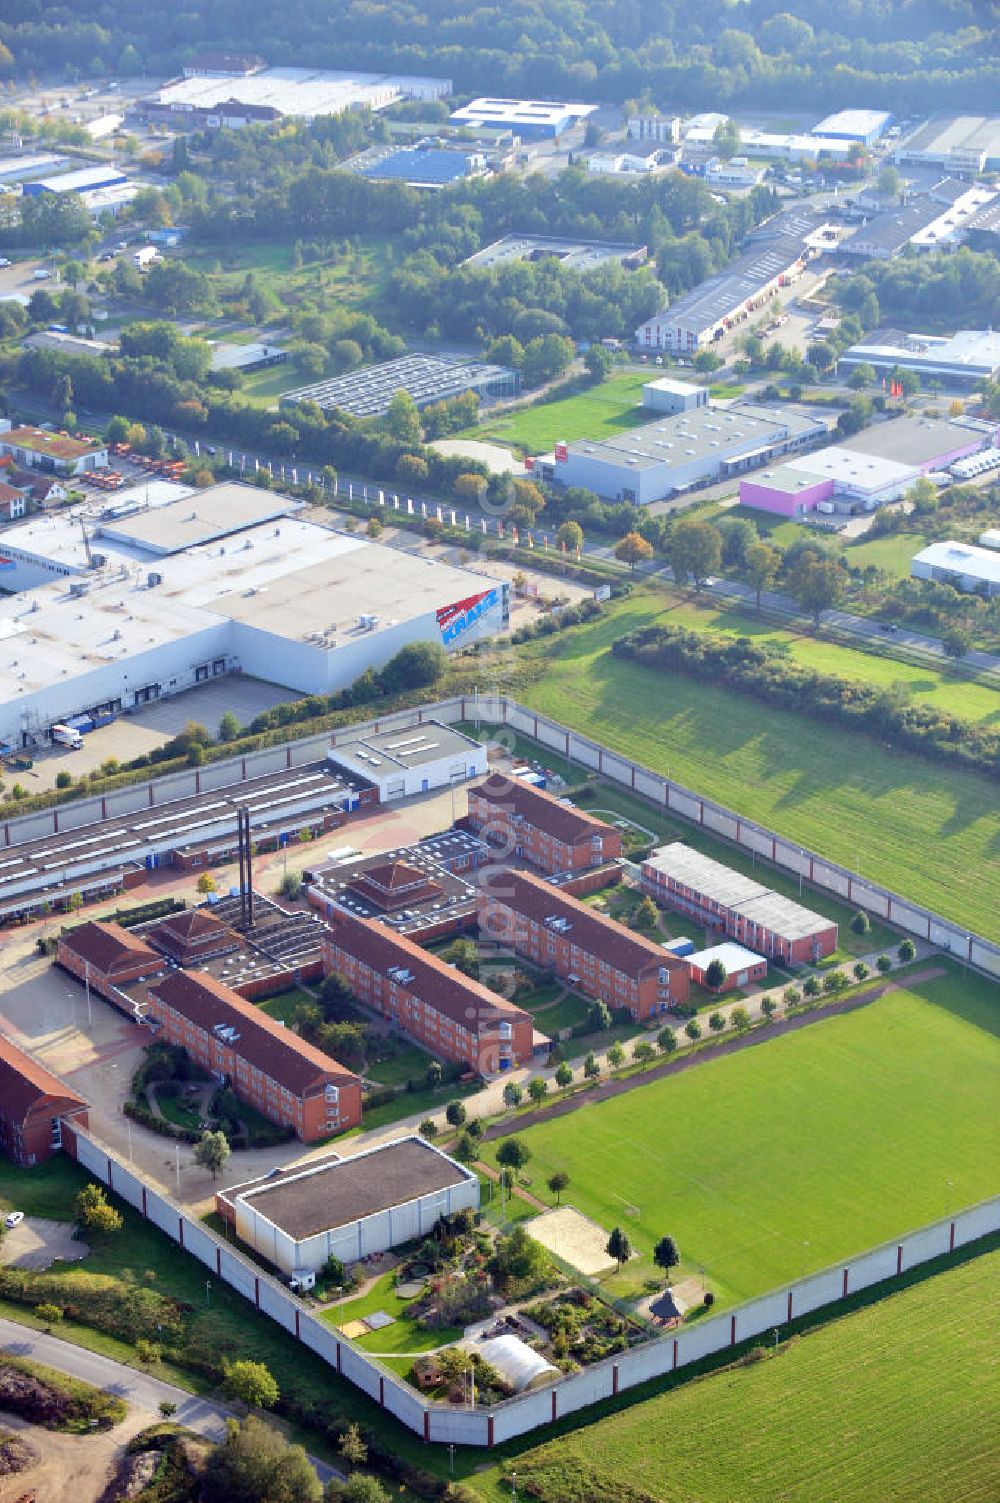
(470, 1245), (1000, 1503)
(471, 372), (655, 454)
(508, 591), (1000, 937)
(482, 966), (1000, 1304)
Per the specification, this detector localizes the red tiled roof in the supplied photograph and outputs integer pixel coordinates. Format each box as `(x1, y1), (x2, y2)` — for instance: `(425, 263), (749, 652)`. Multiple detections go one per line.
(470, 774), (616, 847)
(361, 860), (434, 892)
(145, 908), (239, 960)
(324, 910), (529, 1034)
(59, 921), (162, 975)
(0, 1035), (87, 1125)
(147, 970), (357, 1096)
(346, 860), (443, 912)
(480, 869), (686, 980)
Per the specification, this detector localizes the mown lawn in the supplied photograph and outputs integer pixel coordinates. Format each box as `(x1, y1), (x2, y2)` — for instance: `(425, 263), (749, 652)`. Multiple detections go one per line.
(515, 591), (1000, 938)
(472, 372), (656, 454)
(469, 1245), (1000, 1503)
(365, 1037), (436, 1088)
(321, 1270), (461, 1355)
(481, 967), (1000, 1305)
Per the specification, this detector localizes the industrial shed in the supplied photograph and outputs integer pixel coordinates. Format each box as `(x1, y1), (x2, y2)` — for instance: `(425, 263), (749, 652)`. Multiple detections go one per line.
(216, 1137), (479, 1275)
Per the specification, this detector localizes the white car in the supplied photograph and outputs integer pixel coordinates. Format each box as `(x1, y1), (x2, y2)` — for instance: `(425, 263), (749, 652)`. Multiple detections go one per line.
(4, 1211), (24, 1229)
(0, 258), (10, 268)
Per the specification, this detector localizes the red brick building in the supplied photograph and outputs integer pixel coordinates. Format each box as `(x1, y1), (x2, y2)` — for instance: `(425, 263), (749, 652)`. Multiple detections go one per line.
(467, 774), (623, 875)
(0, 1037), (89, 1167)
(478, 870), (689, 1021)
(57, 921), (165, 999)
(144, 909), (240, 967)
(321, 912), (533, 1075)
(345, 860), (444, 913)
(641, 843), (838, 965)
(146, 971), (361, 1141)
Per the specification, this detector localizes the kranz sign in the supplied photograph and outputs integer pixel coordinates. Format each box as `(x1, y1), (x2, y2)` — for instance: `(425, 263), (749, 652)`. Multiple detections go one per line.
(437, 588), (499, 645)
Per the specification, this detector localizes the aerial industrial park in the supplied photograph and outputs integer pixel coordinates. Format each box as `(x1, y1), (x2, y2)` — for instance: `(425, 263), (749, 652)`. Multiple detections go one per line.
(0, 8), (997, 1502)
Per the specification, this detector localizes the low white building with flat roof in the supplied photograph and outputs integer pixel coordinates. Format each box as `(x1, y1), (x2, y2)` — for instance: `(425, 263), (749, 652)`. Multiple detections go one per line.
(326, 722), (487, 801)
(216, 1137), (479, 1275)
(911, 541), (1000, 597)
(812, 109), (892, 145)
(838, 329), (1000, 388)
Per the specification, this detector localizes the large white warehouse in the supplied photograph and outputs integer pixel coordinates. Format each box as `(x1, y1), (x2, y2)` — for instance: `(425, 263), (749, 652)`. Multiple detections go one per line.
(0, 482), (507, 751)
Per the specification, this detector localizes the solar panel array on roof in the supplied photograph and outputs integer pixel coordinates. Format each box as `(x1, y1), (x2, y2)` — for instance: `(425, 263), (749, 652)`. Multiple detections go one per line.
(281, 353), (518, 417)
(360, 147), (475, 185)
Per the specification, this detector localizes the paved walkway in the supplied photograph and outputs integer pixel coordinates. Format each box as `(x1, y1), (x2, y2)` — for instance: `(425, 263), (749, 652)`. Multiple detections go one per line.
(0, 1318), (341, 1485)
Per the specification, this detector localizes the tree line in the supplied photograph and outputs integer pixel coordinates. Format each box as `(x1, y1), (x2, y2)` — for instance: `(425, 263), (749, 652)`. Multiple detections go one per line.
(3, 0), (997, 113)
(613, 623), (1000, 780)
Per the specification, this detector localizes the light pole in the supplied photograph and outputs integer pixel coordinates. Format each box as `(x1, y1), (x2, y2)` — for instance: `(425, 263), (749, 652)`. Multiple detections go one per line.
(205, 1279), (212, 1309)
(448, 1444), (455, 1478)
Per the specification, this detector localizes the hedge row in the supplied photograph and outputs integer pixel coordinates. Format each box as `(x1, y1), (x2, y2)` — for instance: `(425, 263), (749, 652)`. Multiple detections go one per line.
(614, 623), (1000, 779)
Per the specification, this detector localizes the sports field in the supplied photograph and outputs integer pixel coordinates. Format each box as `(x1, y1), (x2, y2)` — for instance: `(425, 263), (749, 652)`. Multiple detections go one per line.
(472, 372), (654, 453)
(516, 592), (1000, 937)
(470, 1246), (1000, 1503)
(483, 969), (1000, 1303)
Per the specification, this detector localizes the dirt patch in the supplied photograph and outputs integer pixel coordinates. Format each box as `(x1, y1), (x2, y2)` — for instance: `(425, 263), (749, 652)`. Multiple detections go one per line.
(526, 1207), (616, 1277)
(0, 1409), (156, 1503)
(0, 1220), (88, 1273)
(0, 1429), (37, 1476)
(97, 1446), (159, 1503)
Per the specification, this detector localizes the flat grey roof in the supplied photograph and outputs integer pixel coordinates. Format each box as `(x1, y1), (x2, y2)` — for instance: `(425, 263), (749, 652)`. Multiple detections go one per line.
(96, 483), (296, 556)
(843, 415), (974, 466)
(236, 1137), (472, 1240)
(644, 230), (807, 333)
(213, 546), (502, 641)
(330, 720), (481, 772)
(840, 200), (941, 254)
(645, 843), (770, 907)
(900, 115), (1000, 157)
(464, 234), (645, 270)
(281, 353), (515, 417)
(566, 402), (820, 472)
(732, 891), (834, 942)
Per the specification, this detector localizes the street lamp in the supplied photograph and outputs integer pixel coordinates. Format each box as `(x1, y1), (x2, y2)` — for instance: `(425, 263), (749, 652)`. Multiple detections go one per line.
(205, 1279), (211, 1309)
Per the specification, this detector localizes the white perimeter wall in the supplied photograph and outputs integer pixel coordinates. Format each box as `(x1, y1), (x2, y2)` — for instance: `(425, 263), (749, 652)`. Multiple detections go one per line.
(234, 1174), (481, 1275)
(68, 1124), (1000, 1449)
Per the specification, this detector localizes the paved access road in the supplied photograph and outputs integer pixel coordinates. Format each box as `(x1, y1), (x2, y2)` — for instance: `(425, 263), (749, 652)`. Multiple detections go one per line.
(0, 1318), (341, 1484)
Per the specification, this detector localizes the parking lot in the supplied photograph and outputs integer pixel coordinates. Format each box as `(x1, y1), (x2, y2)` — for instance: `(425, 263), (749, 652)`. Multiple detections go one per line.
(10, 677), (295, 794)
(0, 256), (51, 303)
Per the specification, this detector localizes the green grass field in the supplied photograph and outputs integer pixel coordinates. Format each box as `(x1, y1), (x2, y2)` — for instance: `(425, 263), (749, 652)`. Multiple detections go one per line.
(652, 589), (1000, 724)
(470, 1245), (1000, 1503)
(512, 591), (1000, 938)
(471, 373), (657, 454)
(483, 968), (1000, 1303)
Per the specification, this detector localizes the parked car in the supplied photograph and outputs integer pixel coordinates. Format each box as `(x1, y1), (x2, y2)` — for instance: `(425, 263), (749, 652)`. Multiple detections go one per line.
(0, 257), (11, 268)
(4, 1211), (24, 1229)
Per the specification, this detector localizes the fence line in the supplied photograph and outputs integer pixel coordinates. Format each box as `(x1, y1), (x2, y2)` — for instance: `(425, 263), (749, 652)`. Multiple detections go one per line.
(5, 690), (997, 979)
(61, 1122), (999, 1447)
